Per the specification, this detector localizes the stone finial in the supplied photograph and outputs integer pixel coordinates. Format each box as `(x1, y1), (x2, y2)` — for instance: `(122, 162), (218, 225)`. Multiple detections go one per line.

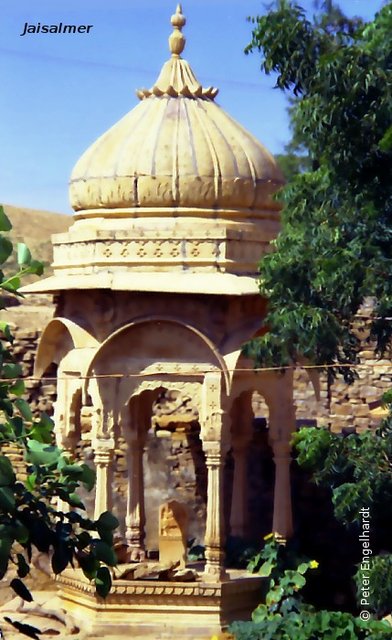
(169, 4), (186, 56)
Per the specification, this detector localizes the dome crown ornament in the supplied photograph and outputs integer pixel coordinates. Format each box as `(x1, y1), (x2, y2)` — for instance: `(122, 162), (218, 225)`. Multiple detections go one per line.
(169, 4), (186, 56)
(136, 5), (218, 101)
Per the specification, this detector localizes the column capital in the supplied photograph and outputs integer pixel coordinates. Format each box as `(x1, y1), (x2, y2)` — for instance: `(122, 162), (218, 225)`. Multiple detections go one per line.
(270, 439), (291, 458)
(93, 436), (115, 451)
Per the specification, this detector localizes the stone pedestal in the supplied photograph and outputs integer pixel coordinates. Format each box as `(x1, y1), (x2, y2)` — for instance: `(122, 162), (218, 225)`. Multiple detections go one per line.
(57, 568), (263, 639)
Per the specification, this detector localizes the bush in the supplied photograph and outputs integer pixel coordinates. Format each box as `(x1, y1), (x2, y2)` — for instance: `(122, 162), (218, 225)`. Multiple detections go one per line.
(229, 537), (392, 640)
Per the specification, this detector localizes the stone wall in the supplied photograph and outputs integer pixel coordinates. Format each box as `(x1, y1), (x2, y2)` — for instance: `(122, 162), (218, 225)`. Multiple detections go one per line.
(252, 344), (392, 434)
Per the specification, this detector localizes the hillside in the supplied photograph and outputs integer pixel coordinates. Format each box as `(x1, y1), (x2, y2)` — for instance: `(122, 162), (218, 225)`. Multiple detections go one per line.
(0, 205), (72, 326)
(3, 204), (71, 277)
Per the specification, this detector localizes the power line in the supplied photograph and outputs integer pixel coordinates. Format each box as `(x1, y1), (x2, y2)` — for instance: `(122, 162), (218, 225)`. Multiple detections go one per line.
(2, 360), (391, 384)
(0, 47), (274, 93)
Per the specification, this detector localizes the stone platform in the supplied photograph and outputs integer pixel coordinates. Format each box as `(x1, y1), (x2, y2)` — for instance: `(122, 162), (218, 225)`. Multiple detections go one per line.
(58, 568), (263, 639)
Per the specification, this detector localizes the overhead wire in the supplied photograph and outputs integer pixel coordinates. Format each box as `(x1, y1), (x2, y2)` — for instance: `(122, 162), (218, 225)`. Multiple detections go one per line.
(0, 360), (390, 383)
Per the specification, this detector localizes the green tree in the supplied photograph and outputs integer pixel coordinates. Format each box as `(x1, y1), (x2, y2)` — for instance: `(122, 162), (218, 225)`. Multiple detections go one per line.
(293, 391), (392, 616)
(240, 0), (392, 624)
(243, 0), (392, 379)
(0, 206), (118, 636)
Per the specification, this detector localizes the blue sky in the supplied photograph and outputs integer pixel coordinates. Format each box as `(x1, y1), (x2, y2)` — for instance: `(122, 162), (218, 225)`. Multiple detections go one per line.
(0, 0), (380, 214)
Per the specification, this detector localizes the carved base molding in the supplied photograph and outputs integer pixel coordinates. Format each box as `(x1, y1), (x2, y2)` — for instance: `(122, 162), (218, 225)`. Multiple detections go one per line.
(58, 568), (262, 639)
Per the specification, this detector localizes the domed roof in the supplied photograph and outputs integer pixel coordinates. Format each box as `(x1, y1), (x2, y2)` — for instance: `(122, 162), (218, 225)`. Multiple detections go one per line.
(69, 5), (284, 214)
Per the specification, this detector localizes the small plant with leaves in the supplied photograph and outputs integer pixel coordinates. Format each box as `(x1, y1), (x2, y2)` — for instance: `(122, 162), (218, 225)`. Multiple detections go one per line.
(0, 205), (118, 636)
(229, 536), (392, 639)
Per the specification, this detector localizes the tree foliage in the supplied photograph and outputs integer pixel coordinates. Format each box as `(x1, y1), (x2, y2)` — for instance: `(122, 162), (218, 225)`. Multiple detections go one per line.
(243, 1), (392, 378)
(293, 390), (392, 616)
(0, 205), (118, 634)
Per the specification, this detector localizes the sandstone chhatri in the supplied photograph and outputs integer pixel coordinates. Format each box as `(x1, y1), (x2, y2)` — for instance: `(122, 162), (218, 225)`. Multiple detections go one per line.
(21, 4), (293, 638)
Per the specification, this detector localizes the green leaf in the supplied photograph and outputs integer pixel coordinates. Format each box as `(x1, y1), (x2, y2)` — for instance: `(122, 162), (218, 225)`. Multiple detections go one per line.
(252, 604), (268, 623)
(9, 378), (25, 396)
(0, 206), (12, 232)
(9, 415), (25, 438)
(0, 455), (16, 486)
(10, 578), (33, 602)
(39, 412), (54, 429)
(67, 492), (85, 509)
(2, 362), (22, 379)
(29, 413), (54, 443)
(97, 511), (119, 531)
(27, 440), (61, 467)
(95, 566), (112, 598)
(0, 236), (13, 264)
(297, 562), (310, 575)
(0, 399), (14, 417)
(25, 473), (37, 492)
(80, 464), (96, 492)
(4, 617), (41, 640)
(52, 544), (71, 574)
(0, 534), (13, 579)
(258, 560), (274, 577)
(0, 486), (16, 511)
(92, 540), (117, 566)
(0, 321), (13, 342)
(78, 553), (99, 580)
(14, 521), (29, 544)
(61, 463), (84, 479)
(76, 531), (92, 550)
(17, 243), (32, 266)
(17, 553), (30, 579)
(2, 275), (21, 292)
(26, 259), (44, 276)
(379, 125), (392, 152)
(15, 397), (33, 421)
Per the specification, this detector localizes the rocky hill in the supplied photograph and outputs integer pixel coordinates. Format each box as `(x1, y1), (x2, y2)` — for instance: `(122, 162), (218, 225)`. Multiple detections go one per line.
(1, 205), (72, 326)
(3, 204), (71, 277)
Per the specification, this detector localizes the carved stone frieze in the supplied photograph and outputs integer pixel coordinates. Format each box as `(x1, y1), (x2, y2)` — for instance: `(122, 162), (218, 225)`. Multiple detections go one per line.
(53, 237), (235, 272)
(130, 380), (202, 415)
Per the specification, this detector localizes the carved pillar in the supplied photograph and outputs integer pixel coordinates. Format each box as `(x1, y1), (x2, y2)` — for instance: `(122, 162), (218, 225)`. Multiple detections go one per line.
(93, 437), (115, 519)
(201, 373), (229, 582)
(122, 401), (147, 561)
(230, 395), (253, 538)
(203, 437), (229, 581)
(270, 439), (293, 540)
(92, 406), (115, 519)
(268, 373), (296, 541)
(125, 435), (146, 560)
(53, 377), (78, 513)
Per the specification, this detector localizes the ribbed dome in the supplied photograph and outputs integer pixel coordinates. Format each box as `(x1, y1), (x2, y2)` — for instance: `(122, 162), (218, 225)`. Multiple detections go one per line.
(69, 5), (284, 214)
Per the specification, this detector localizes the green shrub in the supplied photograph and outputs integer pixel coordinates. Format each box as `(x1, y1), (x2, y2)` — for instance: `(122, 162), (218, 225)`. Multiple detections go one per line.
(229, 537), (392, 640)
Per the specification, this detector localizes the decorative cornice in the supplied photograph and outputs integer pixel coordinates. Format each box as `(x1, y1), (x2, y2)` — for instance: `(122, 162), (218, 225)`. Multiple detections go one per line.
(137, 57), (219, 101)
